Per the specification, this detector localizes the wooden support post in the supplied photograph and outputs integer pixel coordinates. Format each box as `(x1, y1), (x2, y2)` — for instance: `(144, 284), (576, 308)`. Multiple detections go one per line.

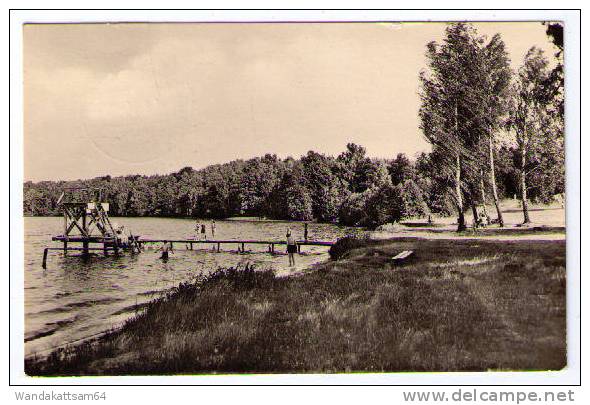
(63, 209), (67, 240)
(63, 241), (68, 255)
(297, 244), (301, 254)
(241, 242), (245, 253)
(82, 211), (87, 238)
(42, 248), (49, 269)
(82, 206), (88, 257)
(217, 242), (220, 252)
(272, 243), (275, 254)
(104, 243), (108, 256)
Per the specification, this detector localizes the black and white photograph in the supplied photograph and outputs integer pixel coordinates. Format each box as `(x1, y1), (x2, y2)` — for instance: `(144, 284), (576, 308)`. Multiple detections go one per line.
(9, 9), (581, 389)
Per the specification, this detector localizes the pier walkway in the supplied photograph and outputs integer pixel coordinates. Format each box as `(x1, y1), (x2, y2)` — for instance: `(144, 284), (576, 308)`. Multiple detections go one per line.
(136, 238), (334, 253)
(45, 235), (335, 268)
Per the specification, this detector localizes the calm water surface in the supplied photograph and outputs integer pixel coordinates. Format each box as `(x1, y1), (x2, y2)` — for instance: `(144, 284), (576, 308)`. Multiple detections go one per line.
(24, 217), (362, 356)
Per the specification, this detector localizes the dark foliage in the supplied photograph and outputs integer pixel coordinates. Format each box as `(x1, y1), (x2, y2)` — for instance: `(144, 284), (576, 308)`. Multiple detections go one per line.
(23, 145), (443, 228)
(329, 235), (370, 261)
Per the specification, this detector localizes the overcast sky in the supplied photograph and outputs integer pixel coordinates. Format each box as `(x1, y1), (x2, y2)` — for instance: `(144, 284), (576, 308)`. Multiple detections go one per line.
(24, 22), (557, 182)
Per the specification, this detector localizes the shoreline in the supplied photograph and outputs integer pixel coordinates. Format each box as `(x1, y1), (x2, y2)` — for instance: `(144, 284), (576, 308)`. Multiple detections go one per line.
(24, 250), (331, 362)
(370, 228), (566, 241)
(25, 234), (566, 376)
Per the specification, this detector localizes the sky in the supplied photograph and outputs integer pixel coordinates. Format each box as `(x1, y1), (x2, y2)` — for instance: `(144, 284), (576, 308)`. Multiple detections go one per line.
(23, 22), (557, 182)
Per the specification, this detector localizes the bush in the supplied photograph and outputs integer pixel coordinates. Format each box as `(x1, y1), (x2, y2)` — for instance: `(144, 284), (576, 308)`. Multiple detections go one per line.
(362, 184), (402, 229)
(329, 235), (368, 261)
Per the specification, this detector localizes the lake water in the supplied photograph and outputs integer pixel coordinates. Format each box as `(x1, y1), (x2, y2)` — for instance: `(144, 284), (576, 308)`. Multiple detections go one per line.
(24, 217), (363, 357)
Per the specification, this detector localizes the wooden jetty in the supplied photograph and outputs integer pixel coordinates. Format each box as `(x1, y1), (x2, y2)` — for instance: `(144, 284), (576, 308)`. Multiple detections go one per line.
(42, 187), (335, 268)
(136, 238), (334, 253)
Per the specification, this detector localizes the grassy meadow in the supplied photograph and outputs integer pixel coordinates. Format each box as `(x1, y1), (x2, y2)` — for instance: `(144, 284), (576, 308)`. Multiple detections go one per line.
(25, 235), (566, 376)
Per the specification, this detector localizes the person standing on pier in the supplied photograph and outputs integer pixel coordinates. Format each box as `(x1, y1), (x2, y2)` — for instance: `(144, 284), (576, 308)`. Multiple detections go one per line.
(304, 223), (309, 241)
(211, 220), (216, 238)
(201, 223), (207, 240)
(286, 230), (297, 267)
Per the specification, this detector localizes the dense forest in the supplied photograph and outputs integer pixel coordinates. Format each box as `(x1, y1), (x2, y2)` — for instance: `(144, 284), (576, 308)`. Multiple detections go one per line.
(23, 23), (565, 230)
(23, 143), (562, 228)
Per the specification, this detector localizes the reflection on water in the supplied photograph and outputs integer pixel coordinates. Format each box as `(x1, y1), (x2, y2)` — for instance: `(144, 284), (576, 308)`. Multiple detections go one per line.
(24, 217), (362, 356)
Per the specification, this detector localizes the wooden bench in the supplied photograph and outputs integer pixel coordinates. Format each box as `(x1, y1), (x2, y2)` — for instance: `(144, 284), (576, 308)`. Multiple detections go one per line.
(391, 250), (414, 263)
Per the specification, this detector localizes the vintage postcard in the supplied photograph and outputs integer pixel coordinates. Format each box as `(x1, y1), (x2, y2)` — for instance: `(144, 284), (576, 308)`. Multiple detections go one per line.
(10, 10), (581, 388)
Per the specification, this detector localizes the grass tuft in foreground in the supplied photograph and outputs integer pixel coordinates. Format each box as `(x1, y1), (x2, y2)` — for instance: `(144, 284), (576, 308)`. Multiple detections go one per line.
(25, 238), (566, 376)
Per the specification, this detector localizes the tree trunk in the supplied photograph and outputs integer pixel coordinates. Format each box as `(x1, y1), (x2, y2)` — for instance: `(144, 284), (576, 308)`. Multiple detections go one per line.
(488, 135), (504, 227)
(520, 138), (531, 224)
(455, 154), (466, 232)
(471, 202), (479, 229)
(479, 170), (488, 218)
(454, 101), (466, 232)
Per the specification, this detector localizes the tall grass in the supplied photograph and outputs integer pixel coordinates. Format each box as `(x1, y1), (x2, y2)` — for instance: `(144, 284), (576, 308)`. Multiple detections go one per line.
(26, 238), (566, 376)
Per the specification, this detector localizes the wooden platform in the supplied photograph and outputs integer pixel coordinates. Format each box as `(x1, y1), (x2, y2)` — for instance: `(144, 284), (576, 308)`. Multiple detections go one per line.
(52, 235), (118, 243)
(137, 238), (334, 253)
(391, 250), (414, 263)
(44, 234), (335, 268)
(138, 238), (333, 246)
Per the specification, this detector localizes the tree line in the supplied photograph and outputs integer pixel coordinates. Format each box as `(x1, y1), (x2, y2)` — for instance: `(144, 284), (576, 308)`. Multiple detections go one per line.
(23, 144), (561, 229)
(24, 146), (434, 228)
(23, 23), (564, 230)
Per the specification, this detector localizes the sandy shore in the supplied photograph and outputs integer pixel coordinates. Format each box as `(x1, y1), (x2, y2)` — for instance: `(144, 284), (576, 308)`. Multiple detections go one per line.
(370, 228), (566, 241)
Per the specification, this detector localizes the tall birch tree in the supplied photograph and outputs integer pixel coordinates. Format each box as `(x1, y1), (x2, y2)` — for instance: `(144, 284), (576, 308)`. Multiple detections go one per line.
(478, 34), (512, 227)
(507, 47), (552, 224)
(419, 23), (485, 231)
